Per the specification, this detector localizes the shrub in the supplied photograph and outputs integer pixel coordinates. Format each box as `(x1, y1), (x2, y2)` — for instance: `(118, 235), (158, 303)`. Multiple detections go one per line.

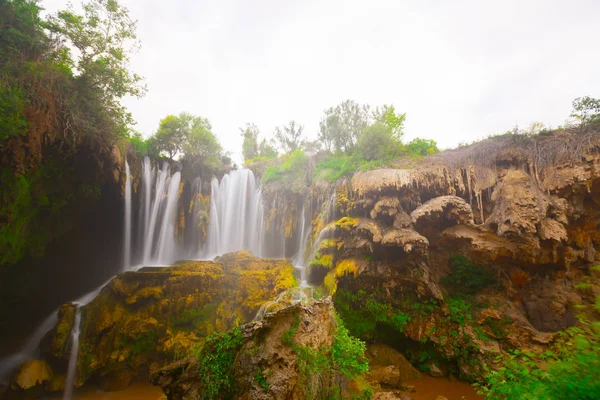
(332, 315), (369, 378)
(478, 328), (600, 399)
(195, 327), (243, 399)
(262, 149), (308, 184)
(356, 122), (399, 161)
(405, 137), (439, 156)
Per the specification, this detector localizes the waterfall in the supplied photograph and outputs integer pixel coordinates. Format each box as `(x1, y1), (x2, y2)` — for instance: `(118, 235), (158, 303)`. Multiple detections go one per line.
(293, 205), (311, 287)
(203, 169), (264, 258)
(63, 310), (82, 400)
(132, 161), (183, 266)
(123, 160), (132, 270)
(0, 312), (59, 383)
(187, 178), (203, 257)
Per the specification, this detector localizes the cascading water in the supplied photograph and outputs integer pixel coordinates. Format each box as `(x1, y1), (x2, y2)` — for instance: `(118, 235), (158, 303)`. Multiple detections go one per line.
(0, 312), (59, 383)
(63, 310), (81, 400)
(203, 169), (264, 258)
(1, 165), (270, 392)
(123, 160), (132, 269)
(293, 205), (311, 287)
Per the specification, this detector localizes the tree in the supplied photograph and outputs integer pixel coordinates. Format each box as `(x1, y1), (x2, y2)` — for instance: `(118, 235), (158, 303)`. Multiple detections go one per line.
(151, 112), (222, 164)
(152, 114), (188, 159)
(258, 138), (278, 159)
(373, 104), (406, 140)
(184, 116), (221, 160)
(240, 123), (259, 161)
(571, 96), (600, 128)
(319, 100), (371, 153)
(45, 0), (146, 102)
(274, 120), (305, 153)
(356, 122), (398, 161)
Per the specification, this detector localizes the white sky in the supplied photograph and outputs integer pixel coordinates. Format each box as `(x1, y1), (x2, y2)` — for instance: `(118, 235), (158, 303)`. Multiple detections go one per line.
(42, 0), (600, 163)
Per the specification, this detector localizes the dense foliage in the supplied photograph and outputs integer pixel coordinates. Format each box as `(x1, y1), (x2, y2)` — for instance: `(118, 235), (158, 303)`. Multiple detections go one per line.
(477, 305), (600, 400)
(0, 0), (144, 265)
(281, 311), (371, 399)
(195, 327), (244, 400)
(262, 149), (308, 185)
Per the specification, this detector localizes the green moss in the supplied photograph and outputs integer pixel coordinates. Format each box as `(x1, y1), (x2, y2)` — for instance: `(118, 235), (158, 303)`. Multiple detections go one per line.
(129, 331), (158, 356)
(282, 309), (369, 399)
(441, 255), (496, 295)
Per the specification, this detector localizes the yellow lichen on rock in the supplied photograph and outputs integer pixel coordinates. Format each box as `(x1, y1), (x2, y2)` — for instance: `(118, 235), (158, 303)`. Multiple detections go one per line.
(48, 251), (297, 389)
(11, 360), (53, 391)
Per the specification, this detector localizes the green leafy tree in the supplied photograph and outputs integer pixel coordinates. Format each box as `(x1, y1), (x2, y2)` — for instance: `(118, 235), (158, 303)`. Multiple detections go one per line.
(240, 123), (259, 160)
(274, 120), (305, 153)
(184, 116), (222, 169)
(373, 104), (406, 140)
(356, 122), (398, 161)
(319, 100), (371, 153)
(258, 138), (278, 159)
(571, 96), (600, 128)
(152, 114), (188, 159)
(45, 0), (146, 105)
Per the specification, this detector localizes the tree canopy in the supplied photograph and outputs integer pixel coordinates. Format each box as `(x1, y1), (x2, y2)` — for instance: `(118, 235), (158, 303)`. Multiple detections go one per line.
(149, 113), (222, 170)
(274, 120), (305, 153)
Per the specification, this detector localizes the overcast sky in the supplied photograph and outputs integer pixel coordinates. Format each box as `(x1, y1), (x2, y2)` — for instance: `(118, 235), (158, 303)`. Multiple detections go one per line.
(42, 0), (600, 163)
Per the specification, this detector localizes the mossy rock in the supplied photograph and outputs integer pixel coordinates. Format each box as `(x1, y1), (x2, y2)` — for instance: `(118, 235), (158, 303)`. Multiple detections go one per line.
(48, 251), (296, 388)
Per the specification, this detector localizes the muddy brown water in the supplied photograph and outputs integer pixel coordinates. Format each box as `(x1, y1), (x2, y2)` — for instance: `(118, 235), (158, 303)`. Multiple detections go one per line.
(404, 376), (484, 400)
(48, 376), (482, 399)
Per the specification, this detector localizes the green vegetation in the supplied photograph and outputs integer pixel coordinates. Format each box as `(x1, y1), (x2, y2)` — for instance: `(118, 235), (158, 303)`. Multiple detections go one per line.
(477, 318), (600, 399)
(195, 327), (244, 399)
(129, 331), (158, 356)
(274, 120), (305, 153)
(281, 310), (370, 399)
(146, 112), (224, 172)
(334, 289), (419, 339)
(262, 149), (308, 184)
(441, 255), (496, 295)
(571, 96), (600, 128)
(332, 315), (369, 378)
(254, 367), (270, 391)
(245, 99), (438, 184)
(0, 0), (144, 265)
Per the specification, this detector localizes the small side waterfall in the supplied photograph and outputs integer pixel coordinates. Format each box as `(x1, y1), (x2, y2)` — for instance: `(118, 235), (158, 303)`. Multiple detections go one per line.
(63, 310), (81, 400)
(0, 312), (59, 383)
(203, 169), (264, 258)
(293, 205), (311, 287)
(123, 160), (132, 270)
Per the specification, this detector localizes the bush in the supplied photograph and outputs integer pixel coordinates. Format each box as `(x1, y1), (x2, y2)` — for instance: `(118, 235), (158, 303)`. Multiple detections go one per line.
(356, 122), (399, 161)
(332, 315), (369, 378)
(195, 327), (244, 399)
(478, 322), (600, 399)
(441, 255), (496, 295)
(405, 138), (439, 156)
(262, 149), (308, 184)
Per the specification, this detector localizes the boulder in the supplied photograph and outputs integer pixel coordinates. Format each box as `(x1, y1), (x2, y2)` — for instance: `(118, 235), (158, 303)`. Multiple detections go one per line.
(47, 251), (296, 388)
(10, 360), (53, 391)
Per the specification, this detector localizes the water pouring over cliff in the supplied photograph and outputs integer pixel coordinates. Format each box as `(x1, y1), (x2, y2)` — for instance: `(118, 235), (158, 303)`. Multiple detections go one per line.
(202, 169), (264, 258)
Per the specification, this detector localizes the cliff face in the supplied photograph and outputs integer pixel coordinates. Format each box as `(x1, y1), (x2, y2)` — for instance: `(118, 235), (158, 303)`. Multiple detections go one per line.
(301, 130), (600, 380)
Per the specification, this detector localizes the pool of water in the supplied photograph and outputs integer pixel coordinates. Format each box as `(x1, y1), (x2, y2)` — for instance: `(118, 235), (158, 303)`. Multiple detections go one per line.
(48, 376), (482, 400)
(403, 376), (483, 400)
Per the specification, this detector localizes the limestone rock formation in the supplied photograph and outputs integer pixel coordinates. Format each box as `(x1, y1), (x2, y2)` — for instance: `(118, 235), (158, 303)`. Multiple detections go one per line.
(44, 251), (296, 390)
(153, 297), (372, 400)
